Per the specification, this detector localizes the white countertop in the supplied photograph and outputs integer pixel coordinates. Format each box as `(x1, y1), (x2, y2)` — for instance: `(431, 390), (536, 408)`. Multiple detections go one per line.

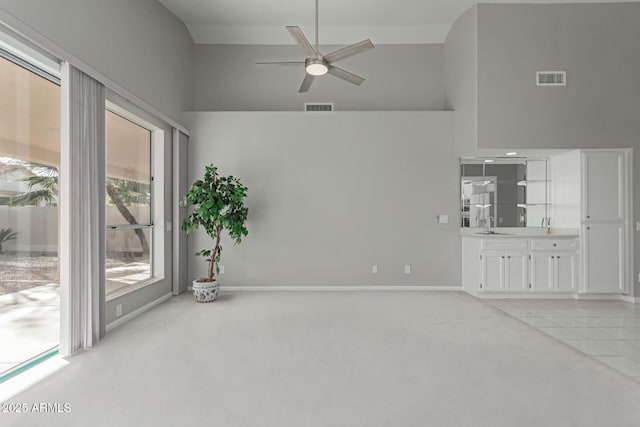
(460, 228), (579, 238)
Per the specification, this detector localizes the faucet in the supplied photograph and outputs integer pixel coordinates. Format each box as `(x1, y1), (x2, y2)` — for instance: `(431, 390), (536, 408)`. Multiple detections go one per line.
(485, 216), (494, 234)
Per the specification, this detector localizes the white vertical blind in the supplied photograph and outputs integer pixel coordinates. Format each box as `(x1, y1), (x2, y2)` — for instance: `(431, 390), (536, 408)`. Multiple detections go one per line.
(59, 61), (105, 356)
(173, 129), (189, 295)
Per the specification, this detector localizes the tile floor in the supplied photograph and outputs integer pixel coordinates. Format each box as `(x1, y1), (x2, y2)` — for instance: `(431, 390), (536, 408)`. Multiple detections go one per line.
(486, 298), (640, 381)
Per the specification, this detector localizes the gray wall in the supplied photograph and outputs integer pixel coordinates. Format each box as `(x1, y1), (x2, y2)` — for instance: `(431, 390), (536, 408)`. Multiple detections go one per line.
(192, 44), (443, 111)
(473, 3), (640, 295)
(443, 6), (477, 156)
(0, 0), (194, 123)
(477, 3), (640, 150)
(183, 112), (460, 287)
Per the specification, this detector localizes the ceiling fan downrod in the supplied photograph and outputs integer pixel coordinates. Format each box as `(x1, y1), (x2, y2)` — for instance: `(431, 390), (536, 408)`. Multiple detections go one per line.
(315, 0), (319, 55)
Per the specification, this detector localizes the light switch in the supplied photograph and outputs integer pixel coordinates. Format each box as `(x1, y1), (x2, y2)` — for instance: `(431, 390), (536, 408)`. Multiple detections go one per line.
(437, 215), (449, 224)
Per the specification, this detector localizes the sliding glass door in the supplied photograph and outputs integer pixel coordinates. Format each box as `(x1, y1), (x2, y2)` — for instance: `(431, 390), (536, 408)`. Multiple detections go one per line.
(0, 52), (60, 379)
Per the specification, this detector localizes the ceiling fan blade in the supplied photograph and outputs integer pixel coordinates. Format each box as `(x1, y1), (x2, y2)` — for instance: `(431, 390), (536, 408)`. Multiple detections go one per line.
(299, 74), (315, 93)
(327, 66), (365, 86)
(286, 26), (317, 58)
(324, 39), (375, 63)
(255, 61), (305, 67)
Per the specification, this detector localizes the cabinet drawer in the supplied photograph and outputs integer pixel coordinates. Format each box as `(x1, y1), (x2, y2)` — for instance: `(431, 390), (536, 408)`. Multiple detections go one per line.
(480, 239), (528, 251)
(530, 239), (578, 251)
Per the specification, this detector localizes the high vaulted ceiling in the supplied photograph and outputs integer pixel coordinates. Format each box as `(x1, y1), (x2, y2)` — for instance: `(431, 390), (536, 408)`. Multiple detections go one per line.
(158, 0), (640, 44)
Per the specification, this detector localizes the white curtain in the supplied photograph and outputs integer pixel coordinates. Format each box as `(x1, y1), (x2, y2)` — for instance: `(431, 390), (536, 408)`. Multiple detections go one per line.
(59, 62), (106, 356)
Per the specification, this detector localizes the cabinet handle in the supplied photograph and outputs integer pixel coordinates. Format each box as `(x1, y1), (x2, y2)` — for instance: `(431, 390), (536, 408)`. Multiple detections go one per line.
(508, 256), (511, 259)
(586, 215), (590, 219)
(551, 256), (555, 259)
(553, 244), (557, 247)
(557, 256), (560, 259)
(502, 256), (505, 259)
(587, 227), (591, 230)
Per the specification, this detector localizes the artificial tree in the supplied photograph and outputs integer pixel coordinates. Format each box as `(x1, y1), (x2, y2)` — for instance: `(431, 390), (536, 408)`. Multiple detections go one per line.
(181, 164), (248, 282)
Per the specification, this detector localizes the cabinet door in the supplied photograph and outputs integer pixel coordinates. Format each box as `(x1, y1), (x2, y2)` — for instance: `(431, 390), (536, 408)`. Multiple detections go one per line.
(481, 251), (504, 291)
(555, 253), (577, 292)
(504, 252), (529, 292)
(530, 252), (554, 292)
(583, 223), (624, 293)
(582, 151), (625, 222)
(505, 252), (528, 292)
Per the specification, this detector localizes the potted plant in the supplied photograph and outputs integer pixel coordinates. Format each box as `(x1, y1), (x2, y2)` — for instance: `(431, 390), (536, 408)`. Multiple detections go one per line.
(181, 165), (248, 302)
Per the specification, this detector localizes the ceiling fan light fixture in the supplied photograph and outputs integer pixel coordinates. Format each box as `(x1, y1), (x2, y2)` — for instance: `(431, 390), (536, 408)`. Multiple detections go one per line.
(305, 58), (328, 76)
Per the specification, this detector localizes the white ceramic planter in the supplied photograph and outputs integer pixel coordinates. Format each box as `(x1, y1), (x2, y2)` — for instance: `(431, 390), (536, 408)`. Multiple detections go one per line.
(192, 279), (219, 303)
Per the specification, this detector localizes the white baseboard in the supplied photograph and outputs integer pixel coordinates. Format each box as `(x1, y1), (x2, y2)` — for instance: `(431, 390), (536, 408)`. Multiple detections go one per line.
(218, 285), (463, 292)
(475, 293), (574, 299)
(617, 295), (639, 304)
(106, 292), (172, 332)
(469, 290), (637, 303)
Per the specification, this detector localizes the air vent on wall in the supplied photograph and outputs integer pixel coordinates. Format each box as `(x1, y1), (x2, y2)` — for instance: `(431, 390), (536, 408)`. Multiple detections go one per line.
(536, 71), (566, 86)
(304, 103), (334, 112)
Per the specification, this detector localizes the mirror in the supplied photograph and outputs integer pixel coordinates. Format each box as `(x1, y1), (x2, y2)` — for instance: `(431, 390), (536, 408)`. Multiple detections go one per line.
(460, 158), (549, 228)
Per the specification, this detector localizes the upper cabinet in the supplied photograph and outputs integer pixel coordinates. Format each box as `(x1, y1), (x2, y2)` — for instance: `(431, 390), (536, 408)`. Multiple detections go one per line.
(581, 151), (626, 222)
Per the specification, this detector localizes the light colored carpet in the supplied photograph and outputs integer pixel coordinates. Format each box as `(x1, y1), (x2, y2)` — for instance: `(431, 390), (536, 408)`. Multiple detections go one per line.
(3, 291), (640, 426)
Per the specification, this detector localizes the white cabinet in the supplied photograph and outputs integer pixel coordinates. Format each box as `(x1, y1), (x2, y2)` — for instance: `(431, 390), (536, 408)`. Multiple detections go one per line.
(579, 150), (630, 295)
(462, 236), (578, 296)
(581, 151), (626, 222)
(481, 251), (528, 292)
(530, 252), (553, 292)
(530, 251), (576, 293)
(582, 223), (624, 293)
(556, 253), (577, 292)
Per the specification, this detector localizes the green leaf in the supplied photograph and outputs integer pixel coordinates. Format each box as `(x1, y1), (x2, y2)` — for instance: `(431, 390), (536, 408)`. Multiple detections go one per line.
(180, 163), (249, 269)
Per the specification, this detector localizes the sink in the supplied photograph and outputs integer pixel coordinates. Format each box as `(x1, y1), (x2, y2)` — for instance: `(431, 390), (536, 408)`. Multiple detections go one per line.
(475, 231), (514, 235)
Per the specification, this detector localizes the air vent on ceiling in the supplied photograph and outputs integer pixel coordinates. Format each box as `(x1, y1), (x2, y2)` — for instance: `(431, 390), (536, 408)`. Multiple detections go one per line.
(305, 103), (334, 112)
(536, 71), (566, 86)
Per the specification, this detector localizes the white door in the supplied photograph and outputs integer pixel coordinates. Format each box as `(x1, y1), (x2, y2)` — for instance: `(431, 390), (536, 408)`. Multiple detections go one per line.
(505, 252), (528, 292)
(555, 253), (577, 292)
(582, 151), (625, 222)
(482, 251), (504, 291)
(583, 223), (624, 293)
(530, 252), (554, 292)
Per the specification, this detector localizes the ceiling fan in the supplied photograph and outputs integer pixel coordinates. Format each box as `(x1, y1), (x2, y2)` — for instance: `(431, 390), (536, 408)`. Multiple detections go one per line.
(256, 0), (375, 93)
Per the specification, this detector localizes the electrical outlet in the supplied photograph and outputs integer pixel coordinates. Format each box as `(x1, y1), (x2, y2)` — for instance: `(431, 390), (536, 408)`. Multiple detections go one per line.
(636, 221), (640, 232)
(219, 265), (224, 274)
(637, 273), (640, 283)
(372, 265), (378, 274)
(404, 265), (411, 274)
(166, 222), (172, 232)
(116, 304), (122, 317)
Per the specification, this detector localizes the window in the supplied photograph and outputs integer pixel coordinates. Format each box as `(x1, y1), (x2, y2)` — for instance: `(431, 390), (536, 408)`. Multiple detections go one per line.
(0, 51), (61, 380)
(105, 110), (154, 296)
